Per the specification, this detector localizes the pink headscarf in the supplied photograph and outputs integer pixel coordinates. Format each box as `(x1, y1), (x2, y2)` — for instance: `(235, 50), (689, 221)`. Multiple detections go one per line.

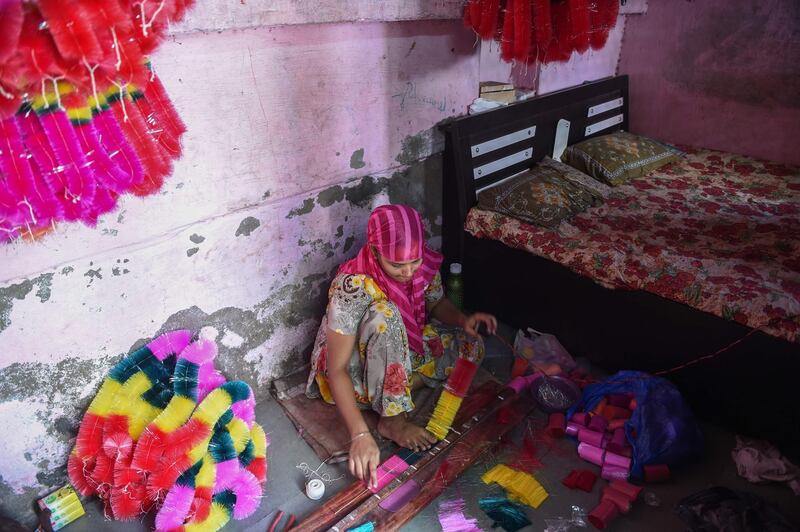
(338, 204), (443, 355)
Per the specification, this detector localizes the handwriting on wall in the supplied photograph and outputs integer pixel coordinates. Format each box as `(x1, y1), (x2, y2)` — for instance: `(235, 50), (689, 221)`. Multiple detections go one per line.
(393, 82), (448, 113)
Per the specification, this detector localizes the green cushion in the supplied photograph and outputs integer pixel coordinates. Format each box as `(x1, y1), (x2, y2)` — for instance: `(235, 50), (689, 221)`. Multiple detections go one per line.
(561, 131), (683, 186)
(477, 157), (605, 228)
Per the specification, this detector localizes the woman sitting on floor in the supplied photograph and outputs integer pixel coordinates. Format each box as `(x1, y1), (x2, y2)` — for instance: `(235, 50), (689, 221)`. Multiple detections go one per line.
(306, 204), (497, 487)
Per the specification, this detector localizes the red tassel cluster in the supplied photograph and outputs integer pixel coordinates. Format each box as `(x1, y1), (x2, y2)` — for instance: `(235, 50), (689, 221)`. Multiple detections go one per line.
(464, 0), (620, 65)
(0, 0), (193, 242)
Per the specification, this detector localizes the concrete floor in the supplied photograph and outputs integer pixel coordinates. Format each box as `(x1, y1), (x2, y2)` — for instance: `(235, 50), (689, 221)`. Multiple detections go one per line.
(62, 333), (800, 531)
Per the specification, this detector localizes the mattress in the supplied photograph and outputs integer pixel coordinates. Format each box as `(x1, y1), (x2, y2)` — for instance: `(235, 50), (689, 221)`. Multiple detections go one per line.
(465, 146), (800, 342)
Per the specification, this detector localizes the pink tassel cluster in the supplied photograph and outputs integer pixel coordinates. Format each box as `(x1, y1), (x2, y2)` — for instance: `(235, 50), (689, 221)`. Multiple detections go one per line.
(67, 330), (269, 529)
(0, 0), (192, 242)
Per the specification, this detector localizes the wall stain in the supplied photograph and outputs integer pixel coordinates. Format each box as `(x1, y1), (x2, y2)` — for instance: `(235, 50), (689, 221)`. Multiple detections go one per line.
(0, 355), (111, 525)
(286, 198), (315, 218)
(343, 235), (357, 253)
(139, 270), (334, 402)
(235, 216), (261, 237)
(298, 238), (336, 260)
(61, 266), (74, 276)
(0, 273), (54, 333)
(187, 248), (200, 257)
(84, 268), (102, 285)
(335, 225), (344, 238)
(190, 234), (206, 244)
(350, 148), (366, 169)
(317, 185), (345, 208)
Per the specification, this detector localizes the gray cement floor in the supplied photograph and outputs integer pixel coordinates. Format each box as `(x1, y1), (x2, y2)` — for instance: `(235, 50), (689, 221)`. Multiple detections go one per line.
(60, 332), (800, 531)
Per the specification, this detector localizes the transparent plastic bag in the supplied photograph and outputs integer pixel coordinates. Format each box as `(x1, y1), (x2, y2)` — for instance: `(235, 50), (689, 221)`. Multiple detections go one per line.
(514, 328), (576, 373)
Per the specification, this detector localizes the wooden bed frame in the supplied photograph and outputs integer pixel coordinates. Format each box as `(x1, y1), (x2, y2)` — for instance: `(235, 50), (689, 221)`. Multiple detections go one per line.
(441, 76), (800, 457)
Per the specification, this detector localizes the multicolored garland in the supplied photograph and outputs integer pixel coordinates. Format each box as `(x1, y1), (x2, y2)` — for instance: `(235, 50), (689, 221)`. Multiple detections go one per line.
(463, 0), (620, 65)
(0, 0), (192, 242)
(68, 330), (268, 531)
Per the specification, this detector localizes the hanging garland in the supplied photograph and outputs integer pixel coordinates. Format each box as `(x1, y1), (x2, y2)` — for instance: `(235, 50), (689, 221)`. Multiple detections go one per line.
(0, 0), (193, 242)
(464, 0), (620, 65)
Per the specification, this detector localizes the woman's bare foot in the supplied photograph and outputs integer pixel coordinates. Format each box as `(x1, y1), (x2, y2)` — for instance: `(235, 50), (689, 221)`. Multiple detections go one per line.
(378, 414), (438, 451)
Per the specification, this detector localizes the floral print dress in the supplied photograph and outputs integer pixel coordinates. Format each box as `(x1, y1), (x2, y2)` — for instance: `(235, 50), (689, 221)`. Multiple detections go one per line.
(305, 272), (485, 416)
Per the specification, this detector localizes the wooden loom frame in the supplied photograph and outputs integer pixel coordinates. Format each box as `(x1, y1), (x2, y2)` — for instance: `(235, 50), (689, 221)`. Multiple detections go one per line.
(293, 379), (537, 531)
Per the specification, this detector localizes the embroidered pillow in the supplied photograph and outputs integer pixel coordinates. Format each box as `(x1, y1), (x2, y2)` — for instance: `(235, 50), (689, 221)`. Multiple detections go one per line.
(561, 131), (682, 186)
(477, 157), (604, 228)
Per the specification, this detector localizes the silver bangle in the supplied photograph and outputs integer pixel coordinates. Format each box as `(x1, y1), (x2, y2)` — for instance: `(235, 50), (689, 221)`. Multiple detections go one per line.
(350, 430), (371, 442)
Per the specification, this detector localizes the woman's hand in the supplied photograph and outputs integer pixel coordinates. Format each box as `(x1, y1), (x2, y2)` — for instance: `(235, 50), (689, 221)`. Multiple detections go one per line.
(348, 432), (380, 488)
(462, 312), (498, 337)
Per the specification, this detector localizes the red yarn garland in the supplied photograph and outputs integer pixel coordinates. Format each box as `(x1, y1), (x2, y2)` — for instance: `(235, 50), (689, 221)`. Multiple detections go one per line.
(465, 0), (620, 65)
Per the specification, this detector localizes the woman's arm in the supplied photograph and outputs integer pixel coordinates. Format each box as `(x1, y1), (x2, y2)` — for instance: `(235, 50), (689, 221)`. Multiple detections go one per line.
(428, 297), (497, 337)
(326, 328), (379, 488)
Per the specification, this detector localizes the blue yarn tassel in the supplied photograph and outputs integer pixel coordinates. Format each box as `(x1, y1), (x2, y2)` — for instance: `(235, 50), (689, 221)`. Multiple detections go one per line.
(478, 497), (531, 532)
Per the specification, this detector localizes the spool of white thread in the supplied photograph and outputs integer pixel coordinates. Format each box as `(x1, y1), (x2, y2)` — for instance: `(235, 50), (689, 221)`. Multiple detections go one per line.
(306, 478), (325, 500)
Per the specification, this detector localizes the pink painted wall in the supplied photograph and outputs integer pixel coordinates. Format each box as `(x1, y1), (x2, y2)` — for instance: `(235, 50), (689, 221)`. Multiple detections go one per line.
(618, 0), (800, 165)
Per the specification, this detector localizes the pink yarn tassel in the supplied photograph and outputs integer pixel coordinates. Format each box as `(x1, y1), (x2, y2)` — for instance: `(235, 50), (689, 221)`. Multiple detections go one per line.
(214, 459), (240, 493)
(147, 330), (193, 360)
(0, 116), (54, 229)
(93, 109), (144, 188)
(74, 120), (133, 194)
(231, 392), (255, 428)
(37, 111), (97, 221)
(198, 362), (226, 401)
(155, 484), (195, 531)
(230, 469), (261, 520)
(17, 112), (75, 220)
(178, 338), (217, 365)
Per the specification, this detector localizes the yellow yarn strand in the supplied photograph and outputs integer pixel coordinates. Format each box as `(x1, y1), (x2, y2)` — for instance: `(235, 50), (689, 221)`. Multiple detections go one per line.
(153, 395), (197, 432)
(183, 502), (231, 532)
(195, 454), (216, 489)
(426, 390), (462, 440)
(481, 464), (549, 508)
(250, 423), (267, 458)
(226, 417), (250, 454)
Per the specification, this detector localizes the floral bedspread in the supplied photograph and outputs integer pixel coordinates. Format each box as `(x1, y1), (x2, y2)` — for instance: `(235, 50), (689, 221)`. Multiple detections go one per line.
(466, 147), (800, 342)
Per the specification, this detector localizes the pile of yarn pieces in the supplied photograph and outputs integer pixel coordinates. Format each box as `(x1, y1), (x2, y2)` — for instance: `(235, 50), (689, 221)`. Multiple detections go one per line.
(463, 0), (621, 64)
(0, 0), (195, 242)
(68, 330), (268, 531)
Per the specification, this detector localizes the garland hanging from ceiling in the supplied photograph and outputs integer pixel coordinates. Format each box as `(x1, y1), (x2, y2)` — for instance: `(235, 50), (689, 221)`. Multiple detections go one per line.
(463, 0), (621, 64)
(0, 0), (194, 243)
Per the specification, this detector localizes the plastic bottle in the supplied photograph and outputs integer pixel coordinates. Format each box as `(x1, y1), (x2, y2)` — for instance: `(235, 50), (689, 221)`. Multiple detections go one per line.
(446, 262), (464, 310)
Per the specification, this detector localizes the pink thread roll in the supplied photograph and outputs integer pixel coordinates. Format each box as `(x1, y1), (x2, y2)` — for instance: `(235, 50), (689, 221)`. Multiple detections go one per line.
(570, 412), (590, 426)
(370, 454), (409, 493)
(577, 429), (604, 448)
(546, 413), (566, 437)
(602, 487), (631, 513)
(610, 479), (643, 501)
(445, 358), (479, 398)
(601, 464), (630, 481)
(588, 413), (608, 433)
(604, 451), (631, 470)
(507, 373), (541, 393)
(577, 443), (605, 466)
(606, 428), (627, 454)
(588, 499), (619, 530)
(565, 422), (582, 437)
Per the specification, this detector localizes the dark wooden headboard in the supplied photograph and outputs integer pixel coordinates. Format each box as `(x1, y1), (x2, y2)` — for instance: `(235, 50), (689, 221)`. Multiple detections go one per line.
(441, 75), (629, 263)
